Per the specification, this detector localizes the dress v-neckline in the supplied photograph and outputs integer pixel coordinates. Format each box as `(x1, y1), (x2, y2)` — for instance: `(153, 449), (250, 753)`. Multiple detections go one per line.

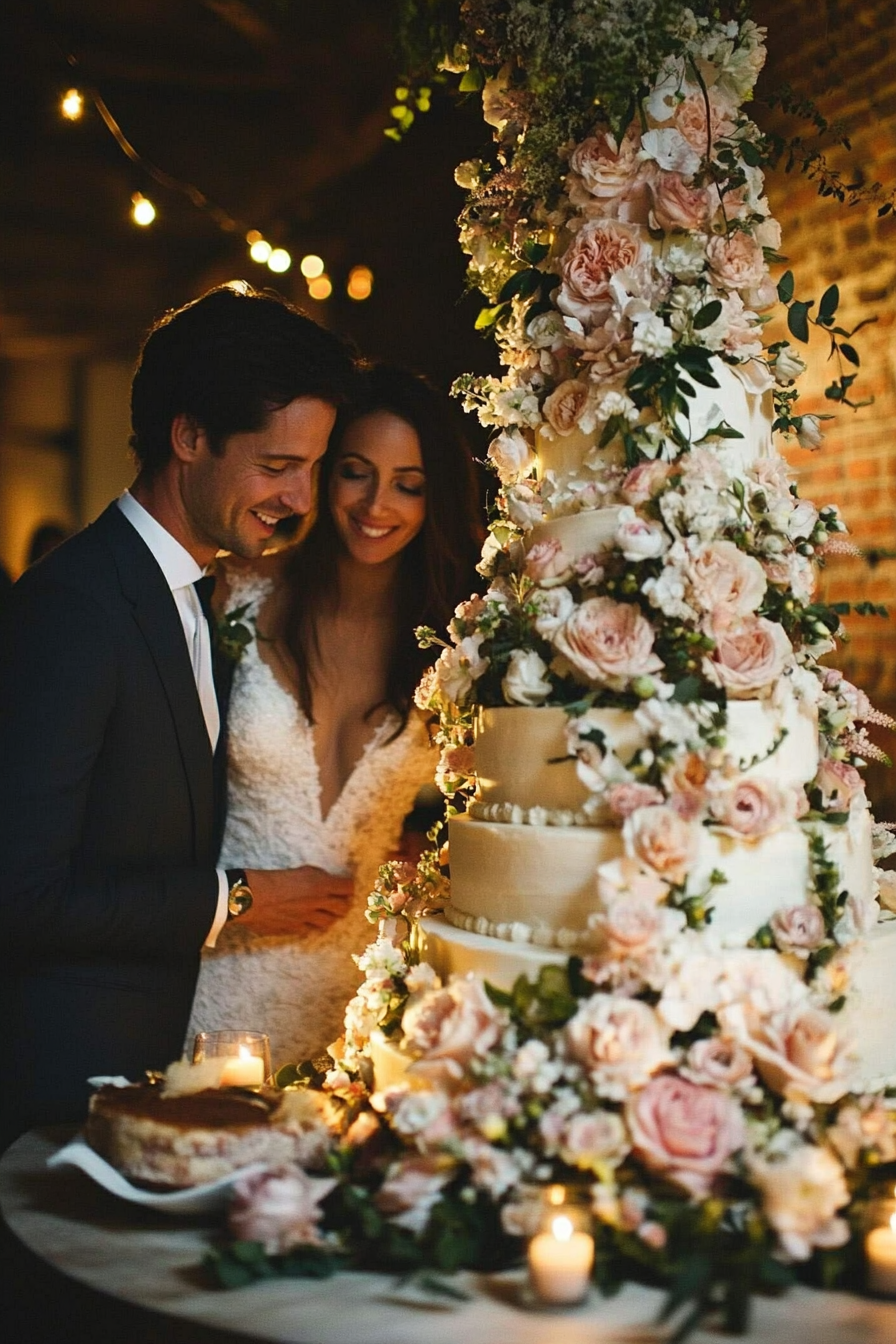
(246, 639), (394, 827)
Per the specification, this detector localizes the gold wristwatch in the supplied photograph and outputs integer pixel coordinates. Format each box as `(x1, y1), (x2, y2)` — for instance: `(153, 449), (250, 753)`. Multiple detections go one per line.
(225, 868), (253, 920)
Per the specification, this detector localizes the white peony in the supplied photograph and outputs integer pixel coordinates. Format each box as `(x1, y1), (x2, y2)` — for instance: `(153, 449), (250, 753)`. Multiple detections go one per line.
(502, 649), (552, 706)
(487, 428), (536, 483)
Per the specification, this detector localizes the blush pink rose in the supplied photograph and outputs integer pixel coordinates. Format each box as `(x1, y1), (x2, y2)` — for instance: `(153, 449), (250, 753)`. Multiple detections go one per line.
(705, 231), (767, 292)
(605, 782), (665, 819)
(688, 540), (767, 619)
(627, 1073), (746, 1198)
(543, 379), (592, 435)
(709, 778), (795, 838)
(558, 1109), (630, 1171)
(375, 1155), (453, 1235)
(567, 126), (650, 223)
(557, 219), (649, 327)
(596, 855), (670, 906)
(664, 751), (711, 820)
(720, 1001), (849, 1105)
(750, 1142), (850, 1261)
(673, 89), (737, 154)
(525, 537), (575, 585)
(681, 1037), (754, 1089)
(623, 804), (699, 885)
(815, 758), (864, 810)
(228, 1167), (337, 1254)
(553, 595), (663, 688)
(402, 974), (507, 1084)
(704, 615), (792, 698)
(769, 904), (827, 958)
(651, 170), (711, 231)
(621, 459), (672, 505)
(565, 994), (673, 1099)
(593, 896), (666, 961)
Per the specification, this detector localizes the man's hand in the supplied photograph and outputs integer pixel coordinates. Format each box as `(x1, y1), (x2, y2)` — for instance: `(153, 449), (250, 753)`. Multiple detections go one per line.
(242, 866), (353, 937)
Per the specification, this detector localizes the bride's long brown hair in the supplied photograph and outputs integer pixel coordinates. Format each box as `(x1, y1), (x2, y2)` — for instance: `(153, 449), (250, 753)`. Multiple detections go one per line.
(282, 364), (483, 733)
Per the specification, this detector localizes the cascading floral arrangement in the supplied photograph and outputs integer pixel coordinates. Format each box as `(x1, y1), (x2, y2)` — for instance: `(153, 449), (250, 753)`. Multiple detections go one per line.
(208, 3), (896, 1333)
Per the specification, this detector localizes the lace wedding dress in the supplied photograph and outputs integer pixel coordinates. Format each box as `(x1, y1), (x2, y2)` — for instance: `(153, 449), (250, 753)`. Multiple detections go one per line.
(186, 571), (436, 1067)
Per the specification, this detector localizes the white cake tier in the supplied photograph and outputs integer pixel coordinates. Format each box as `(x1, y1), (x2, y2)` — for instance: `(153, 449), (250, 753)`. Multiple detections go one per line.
(418, 911), (896, 1093)
(471, 691), (819, 823)
(526, 507), (623, 565)
(535, 356), (774, 499)
(447, 806), (873, 949)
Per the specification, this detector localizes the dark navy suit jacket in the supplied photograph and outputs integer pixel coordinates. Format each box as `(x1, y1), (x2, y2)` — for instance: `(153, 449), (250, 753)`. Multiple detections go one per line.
(0, 503), (229, 1140)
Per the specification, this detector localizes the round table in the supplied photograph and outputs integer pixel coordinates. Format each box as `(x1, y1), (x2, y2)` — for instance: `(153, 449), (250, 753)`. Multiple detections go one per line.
(3, 1128), (896, 1344)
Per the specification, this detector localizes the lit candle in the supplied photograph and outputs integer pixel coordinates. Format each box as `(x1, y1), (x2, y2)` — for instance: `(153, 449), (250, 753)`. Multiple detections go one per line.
(218, 1046), (265, 1089)
(528, 1214), (595, 1305)
(867, 1211), (896, 1295)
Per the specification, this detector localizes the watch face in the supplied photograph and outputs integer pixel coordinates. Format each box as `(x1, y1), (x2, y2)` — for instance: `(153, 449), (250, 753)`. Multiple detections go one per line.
(227, 883), (253, 919)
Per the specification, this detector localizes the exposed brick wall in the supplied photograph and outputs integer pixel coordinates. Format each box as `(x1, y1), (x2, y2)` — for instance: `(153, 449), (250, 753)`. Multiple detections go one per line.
(754, 0), (896, 810)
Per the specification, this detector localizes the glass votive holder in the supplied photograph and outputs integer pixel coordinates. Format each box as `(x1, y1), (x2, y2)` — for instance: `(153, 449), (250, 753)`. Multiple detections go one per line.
(526, 1184), (595, 1307)
(192, 1030), (271, 1089)
(865, 1185), (896, 1296)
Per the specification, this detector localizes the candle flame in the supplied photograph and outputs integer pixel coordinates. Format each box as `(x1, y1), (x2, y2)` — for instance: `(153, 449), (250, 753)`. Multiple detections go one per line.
(238, 1045), (252, 1060)
(552, 1215), (573, 1242)
(548, 1184), (565, 1207)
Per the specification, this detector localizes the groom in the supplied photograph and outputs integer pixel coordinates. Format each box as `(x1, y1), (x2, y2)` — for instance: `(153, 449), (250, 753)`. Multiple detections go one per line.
(0, 283), (356, 1144)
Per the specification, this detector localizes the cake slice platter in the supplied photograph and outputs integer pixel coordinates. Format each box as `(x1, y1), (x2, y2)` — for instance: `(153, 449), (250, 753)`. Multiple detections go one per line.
(47, 1139), (266, 1215)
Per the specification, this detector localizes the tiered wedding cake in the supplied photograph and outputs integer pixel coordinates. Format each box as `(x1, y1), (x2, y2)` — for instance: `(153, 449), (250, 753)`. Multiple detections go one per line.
(334, 0), (896, 1298)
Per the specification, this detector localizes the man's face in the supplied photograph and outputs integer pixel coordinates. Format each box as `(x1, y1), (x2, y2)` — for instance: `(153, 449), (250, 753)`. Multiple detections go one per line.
(181, 397), (337, 559)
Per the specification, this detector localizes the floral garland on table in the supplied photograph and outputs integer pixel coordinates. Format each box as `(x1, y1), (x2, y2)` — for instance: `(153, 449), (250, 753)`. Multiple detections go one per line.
(204, 3), (896, 1334)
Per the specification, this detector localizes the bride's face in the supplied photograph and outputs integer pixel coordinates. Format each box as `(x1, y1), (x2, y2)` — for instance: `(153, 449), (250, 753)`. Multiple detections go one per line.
(329, 410), (426, 566)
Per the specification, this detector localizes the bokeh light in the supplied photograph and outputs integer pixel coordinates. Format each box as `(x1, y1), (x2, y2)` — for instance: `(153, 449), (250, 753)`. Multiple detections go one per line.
(347, 265), (374, 301)
(267, 248), (292, 274)
(300, 254), (325, 279)
(130, 193), (156, 226)
(308, 275), (333, 301)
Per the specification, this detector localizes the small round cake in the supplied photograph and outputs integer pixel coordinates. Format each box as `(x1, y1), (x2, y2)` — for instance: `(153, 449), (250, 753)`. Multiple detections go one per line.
(86, 1081), (323, 1189)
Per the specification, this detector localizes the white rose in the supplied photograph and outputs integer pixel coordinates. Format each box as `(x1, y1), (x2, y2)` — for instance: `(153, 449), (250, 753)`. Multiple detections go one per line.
(564, 994), (674, 1099)
(532, 585), (575, 638)
(487, 428), (536, 483)
(749, 1139), (850, 1261)
(502, 649), (552, 706)
(774, 344), (807, 385)
(435, 635), (489, 706)
(615, 505), (671, 562)
(795, 414), (824, 451)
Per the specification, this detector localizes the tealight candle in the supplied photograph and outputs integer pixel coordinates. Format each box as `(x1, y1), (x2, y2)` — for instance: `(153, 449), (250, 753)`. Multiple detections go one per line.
(528, 1213), (595, 1305)
(867, 1211), (896, 1296)
(219, 1046), (266, 1089)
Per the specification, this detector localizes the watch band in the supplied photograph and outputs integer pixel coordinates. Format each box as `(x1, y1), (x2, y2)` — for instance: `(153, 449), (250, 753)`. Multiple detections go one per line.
(225, 868), (253, 920)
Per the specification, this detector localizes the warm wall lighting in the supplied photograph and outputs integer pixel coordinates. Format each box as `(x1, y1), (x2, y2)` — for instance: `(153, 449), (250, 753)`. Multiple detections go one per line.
(130, 192), (156, 226)
(347, 265), (374, 301)
(61, 88), (84, 121)
(300, 254), (325, 279)
(267, 248), (292, 274)
(307, 275), (332, 301)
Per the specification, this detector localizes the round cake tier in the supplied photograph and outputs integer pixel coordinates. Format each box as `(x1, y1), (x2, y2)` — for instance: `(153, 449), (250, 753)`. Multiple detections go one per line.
(421, 916), (562, 989)
(472, 689), (819, 822)
(535, 356), (774, 499)
(526, 507), (622, 565)
(447, 807), (873, 949)
(837, 918), (896, 1089)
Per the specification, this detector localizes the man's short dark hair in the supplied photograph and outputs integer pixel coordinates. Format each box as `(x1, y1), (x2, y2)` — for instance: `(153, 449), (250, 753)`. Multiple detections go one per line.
(130, 282), (356, 474)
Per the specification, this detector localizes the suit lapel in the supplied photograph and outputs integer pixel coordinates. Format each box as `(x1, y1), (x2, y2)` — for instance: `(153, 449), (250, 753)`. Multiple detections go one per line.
(94, 504), (215, 861)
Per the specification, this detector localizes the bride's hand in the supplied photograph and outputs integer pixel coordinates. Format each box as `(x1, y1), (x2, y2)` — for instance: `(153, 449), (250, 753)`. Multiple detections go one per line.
(242, 866), (353, 937)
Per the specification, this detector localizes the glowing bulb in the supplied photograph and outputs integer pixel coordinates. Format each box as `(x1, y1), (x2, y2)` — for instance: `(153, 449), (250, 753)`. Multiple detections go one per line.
(267, 248), (292, 274)
(300, 254), (325, 279)
(307, 274), (332, 301)
(61, 88), (84, 121)
(347, 264), (374, 301)
(249, 238), (272, 263)
(131, 193), (156, 226)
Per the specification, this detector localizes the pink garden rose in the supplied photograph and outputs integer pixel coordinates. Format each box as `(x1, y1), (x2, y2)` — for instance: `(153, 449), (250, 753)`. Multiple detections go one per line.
(720, 1001), (849, 1105)
(553, 595), (663, 689)
(543, 378), (592, 435)
(623, 804), (699, 885)
(705, 230), (767, 292)
(557, 1109), (630, 1172)
(673, 88), (737, 154)
(228, 1167), (337, 1254)
(592, 896), (667, 962)
(621, 459), (672, 504)
(375, 1155), (454, 1235)
(525, 536), (575, 585)
(688, 539), (767, 619)
(557, 219), (650, 327)
(567, 126), (650, 222)
(402, 974), (508, 1084)
(615, 506), (670, 562)
(681, 1037), (754, 1089)
(703, 614), (792, 698)
(769, 904), (827, 959)
(651, 170), (712, 231)
(749, 1141), (850, 1261)
(664, 751), (712, 820)
(605, 782), (665, 819)
(565, 994), (674, 1099)
(708, 778), (795, 838)
(627, 1074), (746, 1198)
(815, 757), (864, 810)
(595, 855), (670, 907)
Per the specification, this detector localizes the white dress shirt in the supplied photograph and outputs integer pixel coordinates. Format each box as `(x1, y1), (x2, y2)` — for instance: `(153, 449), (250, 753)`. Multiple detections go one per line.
(117, 491), (229, 946)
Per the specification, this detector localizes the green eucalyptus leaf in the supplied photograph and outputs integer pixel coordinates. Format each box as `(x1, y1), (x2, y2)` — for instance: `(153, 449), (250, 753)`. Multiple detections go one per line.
(787, 299), (813, 342)
(818, 283), (840, 323)
(839, 342), (860, 365)
(777, 270), (795, 304)
(693, 300), (723, 330)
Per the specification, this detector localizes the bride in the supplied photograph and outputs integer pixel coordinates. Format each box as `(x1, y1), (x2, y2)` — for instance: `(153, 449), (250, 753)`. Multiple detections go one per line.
(187, 365), (482, 1066)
